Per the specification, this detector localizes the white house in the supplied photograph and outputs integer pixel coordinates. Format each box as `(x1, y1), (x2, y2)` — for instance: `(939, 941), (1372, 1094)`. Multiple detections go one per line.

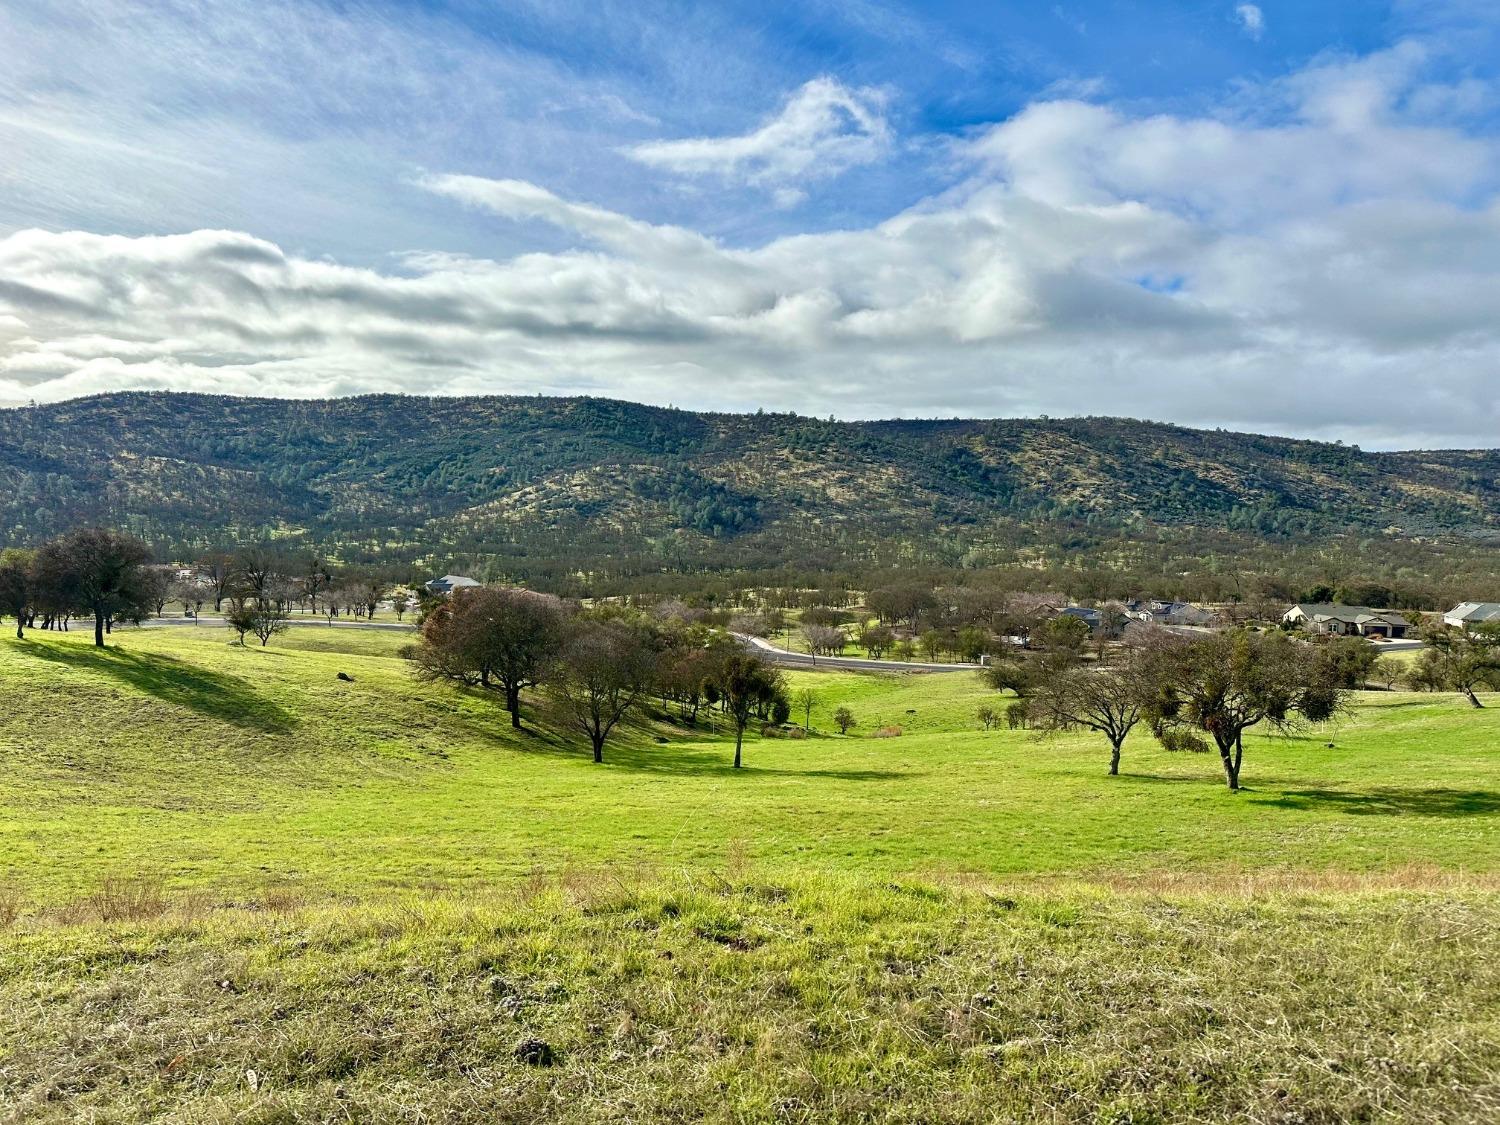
(1443, 602), (1500, 629)
(1281, 604), (1411, 639)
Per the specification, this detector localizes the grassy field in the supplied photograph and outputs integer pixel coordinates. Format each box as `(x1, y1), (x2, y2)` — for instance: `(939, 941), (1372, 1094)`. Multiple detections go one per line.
(0, 625), (1496, 900)
(1, 624), (1497, 1120)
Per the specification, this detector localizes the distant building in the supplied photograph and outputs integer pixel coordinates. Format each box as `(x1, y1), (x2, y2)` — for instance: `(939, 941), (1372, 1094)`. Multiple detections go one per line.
(1281, 604), (1410, 639)
(1443, 602), (1500, 629)
(1058, 605), (1102, 631)
(1128, 600), (1215, 627)
(425, 574), (481, 595)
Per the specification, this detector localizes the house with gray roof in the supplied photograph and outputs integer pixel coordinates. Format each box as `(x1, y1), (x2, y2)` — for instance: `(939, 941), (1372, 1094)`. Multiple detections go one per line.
(425, 574), (481, 595)
(1281, 604), (1410, 639)
(1443, 602), (1500, 629)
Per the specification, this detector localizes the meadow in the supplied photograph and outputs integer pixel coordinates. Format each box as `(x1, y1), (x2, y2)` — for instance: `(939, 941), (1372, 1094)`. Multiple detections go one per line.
(0, 625), (1497, 1121)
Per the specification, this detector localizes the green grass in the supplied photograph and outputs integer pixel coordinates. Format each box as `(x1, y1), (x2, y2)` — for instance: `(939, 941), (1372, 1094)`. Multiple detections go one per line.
(1, 626), (1496, 903)
(2, 875), (1497, 1123)
(2, 625), (1498, 1120)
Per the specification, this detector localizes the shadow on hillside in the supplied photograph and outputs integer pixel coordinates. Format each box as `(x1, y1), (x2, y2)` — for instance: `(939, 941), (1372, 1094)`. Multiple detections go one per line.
(499, 725), (916, 780)
(19, 640), (295, 733)
(1252, 787), (1500, 817)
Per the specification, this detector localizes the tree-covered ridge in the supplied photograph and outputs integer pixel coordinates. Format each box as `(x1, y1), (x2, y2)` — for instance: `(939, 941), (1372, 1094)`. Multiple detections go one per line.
(0, 392), (1496, 579)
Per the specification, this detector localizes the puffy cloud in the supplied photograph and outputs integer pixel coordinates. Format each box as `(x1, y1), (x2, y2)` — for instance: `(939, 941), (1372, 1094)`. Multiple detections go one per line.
(626, 77), (890, 198)
(1235, 4), (1265, 41)
(3, 47), (1500, 448)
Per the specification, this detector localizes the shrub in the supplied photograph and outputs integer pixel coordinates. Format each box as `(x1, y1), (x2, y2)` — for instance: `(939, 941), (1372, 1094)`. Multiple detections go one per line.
(871, 725), (903, 738)
(1156, 727), (1211, 754)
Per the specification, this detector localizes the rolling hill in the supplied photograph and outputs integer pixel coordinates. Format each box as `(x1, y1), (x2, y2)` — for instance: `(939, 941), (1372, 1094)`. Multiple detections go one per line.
(1, 392), (1497, 586)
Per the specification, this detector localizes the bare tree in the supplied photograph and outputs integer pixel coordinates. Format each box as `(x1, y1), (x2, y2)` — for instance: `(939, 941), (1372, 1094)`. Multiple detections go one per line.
(1030, 650), (1153, 775)
(704, 652), (785, 768)
(199, 551), (236, 612)
(546, 620), (656, 762)
(802, 623), (845, 658)
(1415, 623), (1500, 708)
(794, 686), (817, 731)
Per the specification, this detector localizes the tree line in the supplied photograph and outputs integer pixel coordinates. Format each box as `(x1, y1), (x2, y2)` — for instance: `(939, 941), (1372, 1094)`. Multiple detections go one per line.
(982, 624), (1499, 789)
(0, 531), (417, 649)
(406, 587), (787, 766)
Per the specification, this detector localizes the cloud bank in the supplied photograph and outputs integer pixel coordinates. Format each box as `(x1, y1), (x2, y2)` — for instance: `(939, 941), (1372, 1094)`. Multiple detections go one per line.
(2, 43), (1500, 448)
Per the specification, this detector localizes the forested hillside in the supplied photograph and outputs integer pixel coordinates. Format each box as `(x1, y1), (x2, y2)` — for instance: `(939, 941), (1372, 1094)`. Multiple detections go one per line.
(1, 392), (1497, 590)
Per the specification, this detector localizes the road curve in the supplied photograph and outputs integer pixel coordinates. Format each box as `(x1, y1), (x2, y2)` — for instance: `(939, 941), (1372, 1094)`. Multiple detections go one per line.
(735, 633), (981, 674)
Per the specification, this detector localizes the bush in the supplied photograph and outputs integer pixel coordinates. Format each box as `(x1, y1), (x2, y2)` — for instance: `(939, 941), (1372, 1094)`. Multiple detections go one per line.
(1157, 727), (1211, 754)
(1005, 699), (1032, 729)
(871, 725), (903, 738)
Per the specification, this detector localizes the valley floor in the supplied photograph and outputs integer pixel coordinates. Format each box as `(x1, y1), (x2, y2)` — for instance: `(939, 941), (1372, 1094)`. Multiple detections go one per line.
(0, 626), (1497, 1120)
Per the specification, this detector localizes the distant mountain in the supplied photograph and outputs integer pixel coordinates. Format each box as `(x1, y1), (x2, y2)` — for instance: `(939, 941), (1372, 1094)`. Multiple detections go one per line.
(1, 393), (1496, 586)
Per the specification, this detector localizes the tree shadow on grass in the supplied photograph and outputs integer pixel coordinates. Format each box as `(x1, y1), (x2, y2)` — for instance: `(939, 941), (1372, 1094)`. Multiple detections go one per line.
(1251, 787), (1500, 817)
(497, 722), (916, 780)
(18, 640), (295, 733)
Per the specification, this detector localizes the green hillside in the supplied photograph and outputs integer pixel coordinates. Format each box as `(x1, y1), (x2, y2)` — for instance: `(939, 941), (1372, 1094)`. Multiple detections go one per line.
(1, 393), (1497, 587)
(1, 625), (1498, 1121)
(2, 625), (1496, 900)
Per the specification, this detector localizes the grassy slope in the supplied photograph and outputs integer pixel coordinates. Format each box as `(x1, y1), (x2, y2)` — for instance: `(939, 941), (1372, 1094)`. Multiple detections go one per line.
(2, 627), (1498, 1121)
(2, 880), (1496, 1123)
(1, 626), (1497, 902)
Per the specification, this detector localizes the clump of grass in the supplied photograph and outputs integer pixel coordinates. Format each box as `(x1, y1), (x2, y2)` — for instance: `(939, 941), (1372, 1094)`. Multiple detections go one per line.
(55, 876), (169, 924)
(0, 881), (23, 929)
(1, 873), (1497, 1123)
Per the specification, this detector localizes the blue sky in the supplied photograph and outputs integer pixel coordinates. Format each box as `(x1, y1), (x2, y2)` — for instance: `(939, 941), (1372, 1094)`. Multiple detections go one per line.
(2, 1), (1500, 446)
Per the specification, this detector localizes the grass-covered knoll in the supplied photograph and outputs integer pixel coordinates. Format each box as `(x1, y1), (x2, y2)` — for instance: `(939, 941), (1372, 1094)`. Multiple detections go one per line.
(2, 874), (1497, 1123)
(1, 626), (1497, 904)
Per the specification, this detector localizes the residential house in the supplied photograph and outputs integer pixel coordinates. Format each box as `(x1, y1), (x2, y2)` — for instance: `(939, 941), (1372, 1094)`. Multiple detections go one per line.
(1129, 600), (1215, 627)
(1443, 602), (1500, 629)
(1281, 604), (1410, 639)
(1055, 605), (1130, 638)
(425, 574), (481, 595)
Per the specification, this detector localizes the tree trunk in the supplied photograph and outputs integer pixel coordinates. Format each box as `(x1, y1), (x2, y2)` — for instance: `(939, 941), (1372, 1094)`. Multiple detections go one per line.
(1464, 688), (1484, 708)
(1109, 740), (1122, 776)
(507, 684), (522, 728)
(94, 612), (105, 648)
(591, 733), (604, 763)
(1216, 733), (1240, 790)
(14, 620), (22, 639)
(733, 725), (744, 768)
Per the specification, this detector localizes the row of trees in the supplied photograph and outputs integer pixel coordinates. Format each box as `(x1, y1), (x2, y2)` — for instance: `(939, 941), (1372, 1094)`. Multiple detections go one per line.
(408, 588), (787, 766)
(0, 532), (426, 650)
(0, 530), (160, 647)
(989, 629), (1352, 790)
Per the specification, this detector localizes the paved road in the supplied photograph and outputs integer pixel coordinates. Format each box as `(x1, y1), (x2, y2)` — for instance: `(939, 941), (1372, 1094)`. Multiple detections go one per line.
(736, 633), (981, 674)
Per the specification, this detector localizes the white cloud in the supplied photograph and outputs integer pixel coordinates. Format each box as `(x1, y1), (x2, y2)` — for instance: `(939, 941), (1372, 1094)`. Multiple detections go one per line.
(625, 77), (890, 197)
(1236, 4), (1265, 40)
(3, 46), (1500, 447)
